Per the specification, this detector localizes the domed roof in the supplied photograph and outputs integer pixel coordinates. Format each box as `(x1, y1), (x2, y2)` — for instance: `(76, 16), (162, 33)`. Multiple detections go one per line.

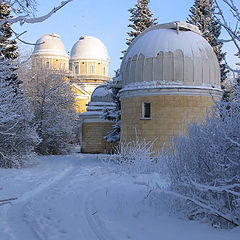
(91, 85), (112, 102)
(120, 21), (221, 91)
(81, 85), (114, 115)
(32, 34), (69, 58)
(70, 36), (109, 61)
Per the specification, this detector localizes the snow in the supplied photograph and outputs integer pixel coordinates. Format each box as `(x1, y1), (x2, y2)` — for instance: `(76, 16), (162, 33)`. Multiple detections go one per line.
(70, 36), (109, 61)
(0, 153), (239, 240)
(124, 28), (214, 61)
(120, 80), (223, 92)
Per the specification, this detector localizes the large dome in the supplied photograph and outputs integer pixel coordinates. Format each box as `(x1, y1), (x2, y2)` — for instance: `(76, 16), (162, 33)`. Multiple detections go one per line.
(70, 36), (109, 61)
(32, 33), (68, 58)
(120, 21), (221, 91)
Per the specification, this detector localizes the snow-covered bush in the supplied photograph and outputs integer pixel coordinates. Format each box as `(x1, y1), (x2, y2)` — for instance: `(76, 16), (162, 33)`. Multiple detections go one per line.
(164, 84), (240, 228)
(104, 130), (161, 174)
(0, 59), (39, 168)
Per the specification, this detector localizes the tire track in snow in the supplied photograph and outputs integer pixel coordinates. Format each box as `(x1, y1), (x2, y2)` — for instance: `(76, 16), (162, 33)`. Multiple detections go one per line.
(1, 164), (74, 240)
(84, 192), (117, 240)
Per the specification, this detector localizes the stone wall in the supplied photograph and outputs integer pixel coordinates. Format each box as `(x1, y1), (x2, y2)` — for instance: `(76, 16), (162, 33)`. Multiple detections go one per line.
(81, 121), (115, 153)
(121, 94), (215, 152)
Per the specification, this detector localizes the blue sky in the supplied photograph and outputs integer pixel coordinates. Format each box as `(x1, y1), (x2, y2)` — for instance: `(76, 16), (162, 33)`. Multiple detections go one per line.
(13, 0), (239, 75)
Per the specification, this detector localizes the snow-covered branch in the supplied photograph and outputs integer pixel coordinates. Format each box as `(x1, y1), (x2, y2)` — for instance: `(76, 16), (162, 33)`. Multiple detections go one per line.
(10, 0), (73, 25)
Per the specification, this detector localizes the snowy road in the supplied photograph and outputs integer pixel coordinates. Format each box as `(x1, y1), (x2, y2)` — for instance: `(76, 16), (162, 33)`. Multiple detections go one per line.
(0, 154), (239, 240)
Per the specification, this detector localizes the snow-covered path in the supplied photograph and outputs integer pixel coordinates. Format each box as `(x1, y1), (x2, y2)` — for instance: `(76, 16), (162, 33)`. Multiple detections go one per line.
(0, 154), (239, 240)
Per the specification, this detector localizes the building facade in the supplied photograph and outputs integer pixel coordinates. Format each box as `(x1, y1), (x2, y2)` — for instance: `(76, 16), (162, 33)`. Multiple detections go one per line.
(79, 85), (115, 153)
(32, 34), (111, 113)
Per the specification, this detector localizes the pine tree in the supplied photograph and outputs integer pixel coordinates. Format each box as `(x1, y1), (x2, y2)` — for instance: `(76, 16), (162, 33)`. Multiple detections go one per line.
(102, 71), (121, 143)
(0, 1), (21, 90)
(0, 2), (39, 168)
(127, 0), (157, 46)
(187, 0), (228, 86)
(121, 0), (157, 57)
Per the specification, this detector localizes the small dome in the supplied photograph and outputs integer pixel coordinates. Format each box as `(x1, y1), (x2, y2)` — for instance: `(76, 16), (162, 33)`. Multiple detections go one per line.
(120, 21), (221, 90)
(91, 84), (112, 102)
(83, 85), (114, 114)
(32, 34), (68, 58)
(70, 36), (109, 61)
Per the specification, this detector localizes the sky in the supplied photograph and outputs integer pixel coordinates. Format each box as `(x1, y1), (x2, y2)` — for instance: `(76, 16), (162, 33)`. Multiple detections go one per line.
(13, 0), (239, 76)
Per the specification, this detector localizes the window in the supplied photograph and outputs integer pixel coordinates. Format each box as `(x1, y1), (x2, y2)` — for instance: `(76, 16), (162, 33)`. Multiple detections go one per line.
(90, 65), (94, 74)
(46, 61), (49, 68)
(69, 63), (72, 71)
(142, 102), (151, 118)
(75, 66), (78, 74)
(103, 66), (106, 75)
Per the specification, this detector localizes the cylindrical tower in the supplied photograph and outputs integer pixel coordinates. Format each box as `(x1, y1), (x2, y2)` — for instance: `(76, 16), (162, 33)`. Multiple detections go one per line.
(69, 36), (111, 113)
(119, 21), (222, 151)
(32, 33), (69, 71)
(80, 85), (115, 153)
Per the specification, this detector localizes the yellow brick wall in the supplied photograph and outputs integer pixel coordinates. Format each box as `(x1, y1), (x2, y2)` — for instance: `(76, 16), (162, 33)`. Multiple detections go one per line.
(121, 95), (215, 153)
(82, 122), (115, 153)
(75, 98), (89, 113)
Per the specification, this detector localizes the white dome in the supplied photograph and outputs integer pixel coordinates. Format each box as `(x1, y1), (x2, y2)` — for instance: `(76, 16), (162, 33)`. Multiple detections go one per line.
(32, 34), (68, 58)
(70, 36), (109, 61)
(91, 85), (112, 102)
(120, 21), (221, 90)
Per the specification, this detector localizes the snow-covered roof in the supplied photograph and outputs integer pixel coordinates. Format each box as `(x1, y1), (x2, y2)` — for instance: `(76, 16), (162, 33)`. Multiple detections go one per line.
(70, 36), (109, 61)
(91, 84), (112, 103)
(120, 21), (221, 91)
(32, 34), (69, 58)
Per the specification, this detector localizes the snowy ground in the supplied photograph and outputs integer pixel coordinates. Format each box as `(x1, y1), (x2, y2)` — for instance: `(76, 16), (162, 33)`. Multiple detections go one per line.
(0, 153), (239, 240)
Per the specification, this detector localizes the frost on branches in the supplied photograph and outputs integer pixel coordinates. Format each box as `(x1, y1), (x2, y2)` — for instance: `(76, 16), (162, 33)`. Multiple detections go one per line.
(213, 0), (240, 74)
(164, 84), (240, 228)
(0, 58), (39, 168)
(127, 0), (158, 46)
(23, 69), (77, 155)
(121, 0), (157, 57)
(187, 0), (228, 85)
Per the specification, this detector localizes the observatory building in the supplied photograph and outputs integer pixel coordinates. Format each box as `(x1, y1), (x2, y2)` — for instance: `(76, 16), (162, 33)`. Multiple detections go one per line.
(32, 21), (222, 153)
(32, 34), (111, 113)
(118, 21), (222, 151)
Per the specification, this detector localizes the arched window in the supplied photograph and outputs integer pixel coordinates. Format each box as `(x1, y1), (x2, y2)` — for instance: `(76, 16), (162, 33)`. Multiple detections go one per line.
(46, 61), (50, 68)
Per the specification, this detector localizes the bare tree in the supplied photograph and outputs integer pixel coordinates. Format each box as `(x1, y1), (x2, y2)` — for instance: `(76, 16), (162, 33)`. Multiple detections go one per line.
(22, 68), (77, 155)
(214, 0), (240, 73)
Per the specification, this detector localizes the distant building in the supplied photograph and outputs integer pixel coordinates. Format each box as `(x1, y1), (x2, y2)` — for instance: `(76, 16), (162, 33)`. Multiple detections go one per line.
(79, 85), (115, 153)
(32, 34), (111, 113)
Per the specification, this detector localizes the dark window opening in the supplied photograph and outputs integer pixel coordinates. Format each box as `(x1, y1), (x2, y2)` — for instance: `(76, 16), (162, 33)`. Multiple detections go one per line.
(143, 102), (151, 118)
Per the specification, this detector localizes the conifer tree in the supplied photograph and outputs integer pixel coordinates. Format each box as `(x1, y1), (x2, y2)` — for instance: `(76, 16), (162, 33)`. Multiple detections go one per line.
(126, 0), (158, 46)
(102, 70), (121, 143)
(0, 1), (39, 168)
(0, 1), (21, 90)
(187, 0), (228, 85)
(121, 0), (157, 57)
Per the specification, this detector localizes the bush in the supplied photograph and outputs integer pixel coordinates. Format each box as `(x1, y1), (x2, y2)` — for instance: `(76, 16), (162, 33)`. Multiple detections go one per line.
(164, 84), (240, 228)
